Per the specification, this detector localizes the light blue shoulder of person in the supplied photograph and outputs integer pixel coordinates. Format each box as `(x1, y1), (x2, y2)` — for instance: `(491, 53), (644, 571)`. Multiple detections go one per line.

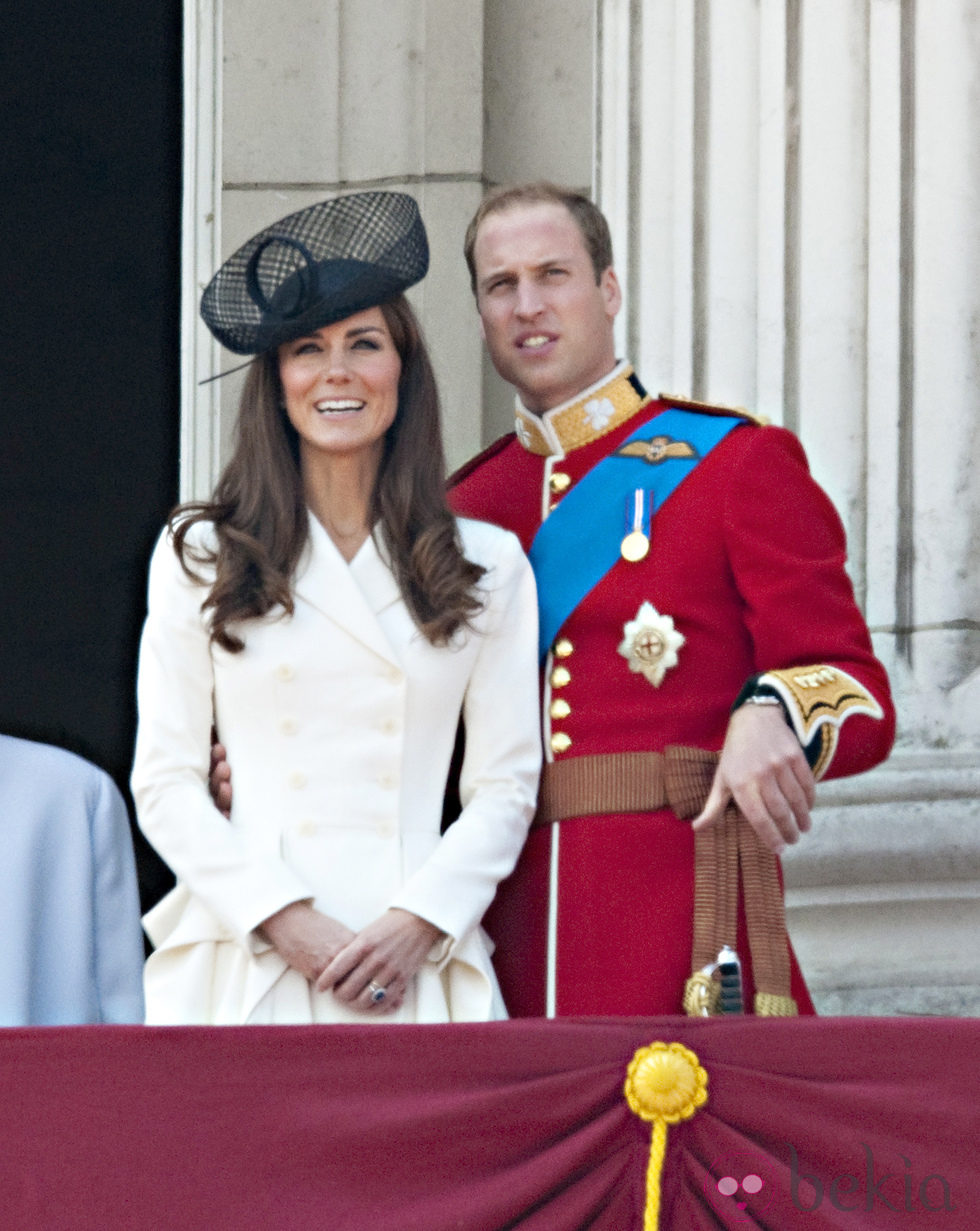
(0, 734), (145, 1025)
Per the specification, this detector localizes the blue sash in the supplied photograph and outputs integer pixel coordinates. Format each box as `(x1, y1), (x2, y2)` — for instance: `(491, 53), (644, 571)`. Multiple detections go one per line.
(529, 408), (742, 657)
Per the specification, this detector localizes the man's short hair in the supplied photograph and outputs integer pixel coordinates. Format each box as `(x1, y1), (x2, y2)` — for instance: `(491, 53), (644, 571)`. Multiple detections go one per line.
(463, 182), (614, 294)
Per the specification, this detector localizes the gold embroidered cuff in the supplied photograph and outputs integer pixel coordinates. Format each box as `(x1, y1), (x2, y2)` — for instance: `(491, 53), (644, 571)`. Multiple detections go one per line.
(757, 665), (884, 780)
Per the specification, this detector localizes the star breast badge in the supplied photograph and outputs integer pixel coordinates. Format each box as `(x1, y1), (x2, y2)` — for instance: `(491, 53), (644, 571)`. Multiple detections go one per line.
(618, 602), (685, 687)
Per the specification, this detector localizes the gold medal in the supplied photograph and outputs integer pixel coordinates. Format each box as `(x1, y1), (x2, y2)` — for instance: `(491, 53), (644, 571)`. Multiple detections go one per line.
(621, 489), (653, 561)
(620, 529), (650, 562)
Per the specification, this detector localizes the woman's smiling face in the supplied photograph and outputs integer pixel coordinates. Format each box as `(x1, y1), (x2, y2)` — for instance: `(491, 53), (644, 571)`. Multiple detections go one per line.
(277, 306), (402, 465)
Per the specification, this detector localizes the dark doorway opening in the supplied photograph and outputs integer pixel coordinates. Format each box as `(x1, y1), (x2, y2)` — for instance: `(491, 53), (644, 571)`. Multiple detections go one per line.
(2, 4), (182, 908)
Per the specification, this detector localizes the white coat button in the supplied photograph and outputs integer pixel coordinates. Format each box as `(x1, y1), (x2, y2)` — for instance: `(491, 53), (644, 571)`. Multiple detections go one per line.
(276, 664), (295, 682)
(380, 718), (398, 735)
(297, 819), (316, 837)
(281, 718), (298, 736)
(385, 665), (402, 683)
(378, 822), (396, 839)
(288, 771), (307, 789)
(378, 771), (397, 790)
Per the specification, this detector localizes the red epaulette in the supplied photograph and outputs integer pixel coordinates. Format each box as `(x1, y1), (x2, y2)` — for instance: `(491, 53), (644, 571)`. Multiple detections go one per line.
(658, 392), (769, 427)
(446, 432), (517, 489)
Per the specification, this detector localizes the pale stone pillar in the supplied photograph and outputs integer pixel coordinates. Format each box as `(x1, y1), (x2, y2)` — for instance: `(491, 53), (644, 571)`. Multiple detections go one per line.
(597, 0), (980, 1013)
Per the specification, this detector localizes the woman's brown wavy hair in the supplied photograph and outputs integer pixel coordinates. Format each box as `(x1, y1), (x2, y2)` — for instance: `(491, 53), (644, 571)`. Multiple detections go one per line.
(171, 296), (486, 652)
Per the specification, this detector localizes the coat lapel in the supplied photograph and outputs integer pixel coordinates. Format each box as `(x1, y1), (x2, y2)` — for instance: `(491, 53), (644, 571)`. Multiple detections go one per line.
(293, 513), (402, 666)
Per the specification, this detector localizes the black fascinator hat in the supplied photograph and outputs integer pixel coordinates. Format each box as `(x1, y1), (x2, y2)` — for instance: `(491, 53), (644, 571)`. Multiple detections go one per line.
(200, 191), (429, 355)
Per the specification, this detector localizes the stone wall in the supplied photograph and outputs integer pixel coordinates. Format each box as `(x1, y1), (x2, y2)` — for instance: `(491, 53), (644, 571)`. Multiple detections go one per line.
(593, 0), (980, 1015)
(182, 0), (980, 1014)
(184, 0), (595, 478)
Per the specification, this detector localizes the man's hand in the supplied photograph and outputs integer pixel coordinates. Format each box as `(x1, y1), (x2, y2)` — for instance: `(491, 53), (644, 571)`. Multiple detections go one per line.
(692, 703), (815, 854)
(257, 901), (356, 984)
(316, 908), (445, 1015)
(208, 740), (232, 818)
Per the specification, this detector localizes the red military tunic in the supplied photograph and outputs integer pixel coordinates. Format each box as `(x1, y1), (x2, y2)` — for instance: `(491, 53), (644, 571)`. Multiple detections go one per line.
(449, 363), (895, 1018)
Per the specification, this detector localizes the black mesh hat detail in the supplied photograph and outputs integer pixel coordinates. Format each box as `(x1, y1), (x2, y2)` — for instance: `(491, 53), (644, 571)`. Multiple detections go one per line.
(200, 191), (429, 354)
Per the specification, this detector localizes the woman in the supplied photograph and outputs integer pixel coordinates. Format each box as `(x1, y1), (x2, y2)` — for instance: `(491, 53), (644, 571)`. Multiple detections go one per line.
(132, 192), (540, 1024)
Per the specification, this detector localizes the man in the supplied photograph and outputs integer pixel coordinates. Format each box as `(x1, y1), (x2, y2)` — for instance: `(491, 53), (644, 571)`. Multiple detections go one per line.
(447, 183), (895, 1017)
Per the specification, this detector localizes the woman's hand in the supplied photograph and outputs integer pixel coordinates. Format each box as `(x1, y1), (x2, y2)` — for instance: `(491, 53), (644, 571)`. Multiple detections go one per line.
(257, 901), (356, 984)
(316, 908), (445, 1015)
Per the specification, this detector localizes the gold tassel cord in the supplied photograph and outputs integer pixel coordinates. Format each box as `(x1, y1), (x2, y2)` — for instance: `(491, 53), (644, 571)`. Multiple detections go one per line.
(624, 1042), (709, 1231)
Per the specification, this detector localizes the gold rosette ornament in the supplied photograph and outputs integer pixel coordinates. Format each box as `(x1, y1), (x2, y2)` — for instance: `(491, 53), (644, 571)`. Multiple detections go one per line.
(618, 602), (685, 687)
(624, 1042), (709, 1230)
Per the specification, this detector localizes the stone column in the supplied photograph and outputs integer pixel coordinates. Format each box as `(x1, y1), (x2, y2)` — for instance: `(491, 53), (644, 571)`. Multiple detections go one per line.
(597, 0), (980, 1013)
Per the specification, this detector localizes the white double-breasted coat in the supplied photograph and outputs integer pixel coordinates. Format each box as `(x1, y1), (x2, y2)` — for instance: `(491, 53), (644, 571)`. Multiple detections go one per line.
(132, 513), (540, 1024)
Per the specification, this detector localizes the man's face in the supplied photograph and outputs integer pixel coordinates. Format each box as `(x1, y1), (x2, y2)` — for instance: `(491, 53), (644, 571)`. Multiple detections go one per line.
(472, 201), (621, 414)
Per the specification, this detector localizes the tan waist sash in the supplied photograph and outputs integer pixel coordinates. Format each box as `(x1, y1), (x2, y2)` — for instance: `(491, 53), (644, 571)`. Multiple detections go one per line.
(533, 749), (798, 1017)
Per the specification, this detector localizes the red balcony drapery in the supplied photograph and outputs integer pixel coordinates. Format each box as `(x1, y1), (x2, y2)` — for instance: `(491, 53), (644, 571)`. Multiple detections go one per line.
(1, 1017), (975, 1229)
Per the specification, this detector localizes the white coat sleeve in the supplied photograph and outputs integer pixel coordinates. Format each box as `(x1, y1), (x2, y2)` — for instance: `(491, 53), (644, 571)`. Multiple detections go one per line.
(389, 530), (541, 943)
(131, 529), (314, 949)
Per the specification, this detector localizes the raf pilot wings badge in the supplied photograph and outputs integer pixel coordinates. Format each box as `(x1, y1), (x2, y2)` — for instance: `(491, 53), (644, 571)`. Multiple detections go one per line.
(615, 435), (698, 465)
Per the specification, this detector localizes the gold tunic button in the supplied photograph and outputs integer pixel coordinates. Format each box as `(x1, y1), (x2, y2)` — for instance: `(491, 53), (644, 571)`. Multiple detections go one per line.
(550, 665), (571, 688)
(550, 732), (572, 754)
(549, 472), (571, 494)
(553, 638), (574, 659)
(550, 698), (571, 720)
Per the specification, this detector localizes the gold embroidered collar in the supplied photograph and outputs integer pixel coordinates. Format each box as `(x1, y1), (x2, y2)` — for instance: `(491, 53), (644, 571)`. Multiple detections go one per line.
(514, 361), (650, 457)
